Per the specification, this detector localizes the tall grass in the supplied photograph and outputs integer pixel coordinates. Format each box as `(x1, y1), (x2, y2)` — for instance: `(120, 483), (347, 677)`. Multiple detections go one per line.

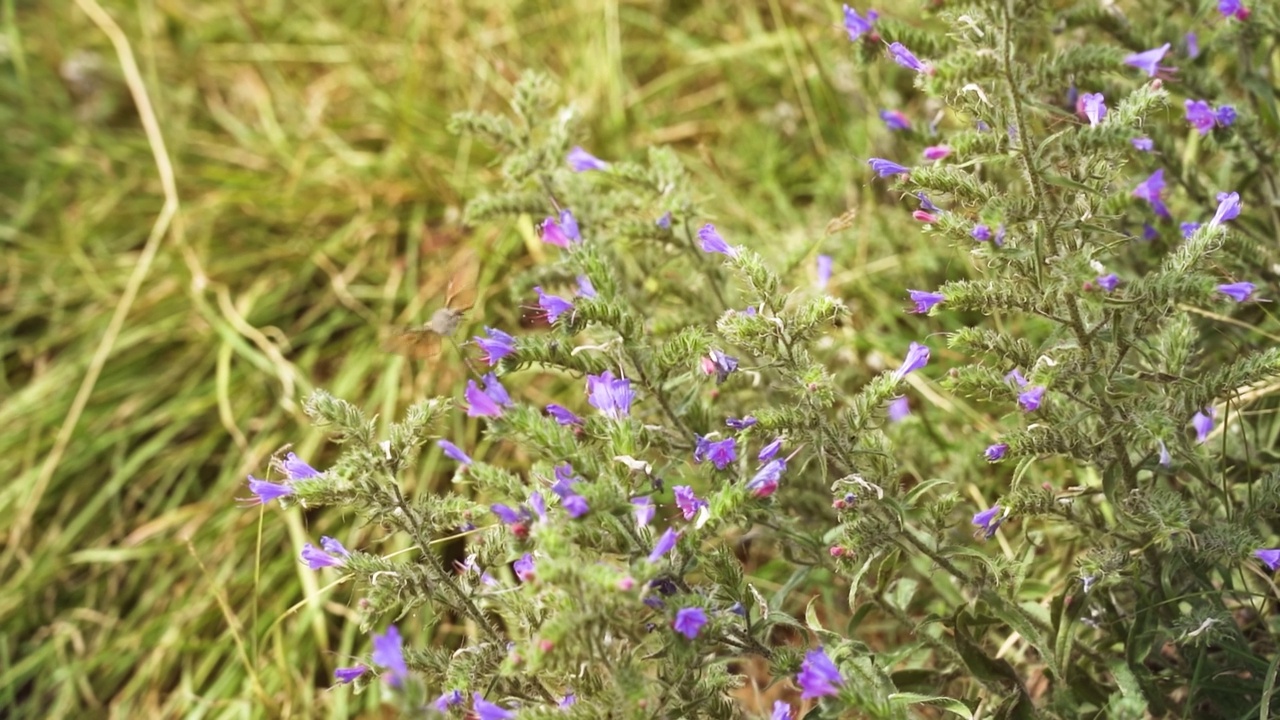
(1, 1), (963, 717)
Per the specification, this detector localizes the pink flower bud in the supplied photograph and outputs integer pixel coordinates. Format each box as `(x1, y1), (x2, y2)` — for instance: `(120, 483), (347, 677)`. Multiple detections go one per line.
(923, 145), (952, 161)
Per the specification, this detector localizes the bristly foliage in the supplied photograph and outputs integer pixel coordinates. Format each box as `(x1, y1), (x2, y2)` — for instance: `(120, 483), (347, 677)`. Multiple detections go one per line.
(252, 2), (1280, 719)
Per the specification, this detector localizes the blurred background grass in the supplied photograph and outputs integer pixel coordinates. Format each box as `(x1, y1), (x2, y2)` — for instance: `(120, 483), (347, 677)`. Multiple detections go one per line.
(0, 1), (977, 717)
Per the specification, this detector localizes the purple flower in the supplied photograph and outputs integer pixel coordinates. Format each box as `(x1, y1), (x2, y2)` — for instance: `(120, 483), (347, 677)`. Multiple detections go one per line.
(576, 274), (597, 299)
(913, 210), (938, 224)
(758, 437), (784, 463)
(747, 459), (786, 498)
(559, 694), (577, 708)
(1256, 548), (1280, 572)
(703, 348), (739, 383)
(514, 553), (536, 582)
(673, 607), (708, 639)
(972, 504), (1003, 539)
(559, 209), (580, 240)
(1185, 32), (1200, 59)
(694, 435), (737, 470)
(371, 626), (408, 687)
(1132, 136), (1154, 152)
(247, 476), (293, 504)
(1096, 273), (1120, 292)
(994, 224), (1006, 247)
(1216, 105), (1238, 127)
(1181, 222), (1202, 238)
(301, 536), (350, 570)
(868, 157), (910, 177)
(539, 216), (574, 248)
(673, 485), (706, 520)
(551, 463), (579, 497)
(567, 146), (609, 172)
(334, 665), (367, 684)
(842, 5), (878, 41)
(1018, 386), (1046, 411)
(1081, 93), (1106, 126)
(632, 497), (655, 528)
(1192, 408), (1215, 443)
(491, 503), (524, 524)
(726, 416), (757, 430)
(534, 286), (574, 324)
(887, 396), (910, 422)
(893, 342), (930, 381)
(587, 370), (635, 419)
(1133, 169), (1170, 218)
(1219, 0), (1249, 20)
(473, 694), (516, 720)
(879, 109), (910, 131)
(433, 690), (465, 712)
(697, 223), (740, 258)
(797, 647), (843, 699)
(435, 438), (471, 466)
(480, 373), (513, 408)
(908, 289), (944, 314)
(1211, 192), (1241, 227)
(473, 327), (516, 366)
(465, 380), (503, 418)
(648, 528), (680, 563)
(1217, 281), (1255, 303)
(283, 453), (321, 480)
(1123, 43), (1170, 77)
(887, 42), (926, 73)
(657, 212), (672, 229)
(1005, 368), (1029, 387)
(816, 254), (833, 289)
(917, 192), (939, 213)
(1186, 100), (1217, 135)
(1143, 223), (1159, 241)
(1158, 439), (1171, 467)
(528, 491), (547, 521)
(985, 443), (1008, 462)
(923, 145), (952, 161)
(771, 701), (794, 720)
(971, 224), (992, 241)
(562, 494), (589, 518)
(545, 403), (583, 426)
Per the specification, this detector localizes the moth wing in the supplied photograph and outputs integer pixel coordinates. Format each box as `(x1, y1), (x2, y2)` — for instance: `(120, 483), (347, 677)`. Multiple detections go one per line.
(383, 326), (444, 360)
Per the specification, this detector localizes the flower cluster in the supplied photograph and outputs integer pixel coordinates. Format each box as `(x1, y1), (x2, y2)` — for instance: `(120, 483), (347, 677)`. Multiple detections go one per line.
(242, 3), (1280, 714)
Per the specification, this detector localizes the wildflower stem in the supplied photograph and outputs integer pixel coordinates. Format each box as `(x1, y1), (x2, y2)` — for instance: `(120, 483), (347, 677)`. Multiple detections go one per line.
(386, 476), (504, 641)
(998, 0), (1054, 278)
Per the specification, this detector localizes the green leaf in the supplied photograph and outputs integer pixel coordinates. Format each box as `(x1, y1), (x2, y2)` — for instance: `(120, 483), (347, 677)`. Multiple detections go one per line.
(845, 553), (878, 612)
(982, 595), (1061, 681)
(1042, 171), (1103, 197)
(1261, 652), (1280, 720)
(904, 478), (954, 506)
(888, 693), (974, 720)
(805, 595), (842, 644)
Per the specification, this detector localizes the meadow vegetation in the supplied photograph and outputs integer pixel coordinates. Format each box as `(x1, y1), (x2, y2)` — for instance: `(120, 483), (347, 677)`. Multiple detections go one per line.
(3, 1), (1279, 718)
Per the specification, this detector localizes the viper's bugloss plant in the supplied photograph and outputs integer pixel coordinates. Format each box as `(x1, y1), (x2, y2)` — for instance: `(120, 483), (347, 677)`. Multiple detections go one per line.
(247, 3), (1280, 718)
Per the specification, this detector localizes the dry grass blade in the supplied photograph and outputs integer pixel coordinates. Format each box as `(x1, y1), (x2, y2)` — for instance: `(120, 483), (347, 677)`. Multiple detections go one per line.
(3, 0), (180, 571)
